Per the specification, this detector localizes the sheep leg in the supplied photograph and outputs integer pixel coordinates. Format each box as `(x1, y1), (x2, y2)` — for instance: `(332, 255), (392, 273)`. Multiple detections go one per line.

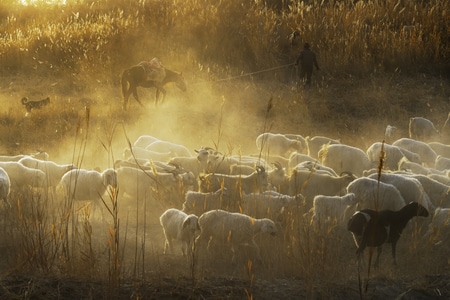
(391, 242), (398, 266)
(250, 239), (263, 264)
(374, 246), (383, 269)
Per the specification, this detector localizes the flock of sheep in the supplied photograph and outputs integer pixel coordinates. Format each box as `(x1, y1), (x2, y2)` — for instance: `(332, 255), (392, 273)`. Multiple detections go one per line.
(0, 116), (449, 268)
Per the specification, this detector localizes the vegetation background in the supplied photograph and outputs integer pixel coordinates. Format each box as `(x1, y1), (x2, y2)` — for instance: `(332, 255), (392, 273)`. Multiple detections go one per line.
(0, 0), (448, 299)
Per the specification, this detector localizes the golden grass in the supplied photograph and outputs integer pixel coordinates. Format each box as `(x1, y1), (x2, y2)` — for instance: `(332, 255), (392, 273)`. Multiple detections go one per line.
(0, 0), (448, 298)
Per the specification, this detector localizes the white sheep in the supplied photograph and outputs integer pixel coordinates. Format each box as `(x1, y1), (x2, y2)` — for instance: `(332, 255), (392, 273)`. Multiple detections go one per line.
(319, 143), (372, 177)
(0, 161), (47, 191)
(428, 142), (450, 158)
(133, 135), (160, 148)
(18, 156), (76, 189)
(265, 162), (289, 194)
(306, 135), (340, 158)
(384, 125), (398, 143)
(117, 166), (196, 209)
(168, 147), (211, 179)
(0, 167), (11, 206)
(425, 207), (450, 241)
(405, 174), (450, 208)
(206, 152), (240, 174)
(159, 208), (199, 257)
(409, 117), (439, 142)
(242, 191), (303, 222)
(0, 151), (49, 162)
(398, 157), (445, 176)
(292, 160), (338, 176)
(182, 188), (231, 216)
(256, 133), (306, 157)
(393, 138), (438, 166)
(311, 193), (357, 227)
(427, 173), (450, 186)
(116, 166), (157, 201)
(434, 155), (450, 171)
(287, 152), (316, 172)
(288, 169), (356, 210)
(366, 142), (421, 171)
(123, 146), (175, 162)
(60, 168), (118, 214)
(195, 209), (278, 263)
(199, 166), (269, 209)
(367, 172), (434, 212)
(145, 140), (192, 157)
(346, 177), (406, 211)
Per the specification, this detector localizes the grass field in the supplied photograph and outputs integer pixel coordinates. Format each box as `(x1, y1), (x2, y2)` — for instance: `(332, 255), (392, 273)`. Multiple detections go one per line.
(0, 0), (449, 299)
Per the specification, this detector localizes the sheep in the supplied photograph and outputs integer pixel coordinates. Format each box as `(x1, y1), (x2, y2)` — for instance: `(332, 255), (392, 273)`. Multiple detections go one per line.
(288, 169), (356, 210)
(199, 166), (269, 210)
(319, 143), (372, 177)
(123, 146), (175, 162)
(18, 156), (76, 189)
(393, 138), (438, 166)
(367, 173), (434, 212)
(408, 117), (439, 142)
(306, 135), (340, 158)
(404, 174), (450, 208)
(59, 168), (118, 216)
(283, 134), (309, 152)
(427, 173), (450, 186)
(133, 135), (160, 148)
(434, 155), (450, 171)
(0, 167), (11, 206)
(267, 161), (289, 193)
(145, 140), (192, 157)
(167, 147), (211, 179)
(292, 160), (338, 176)
(428, 142), (450, 158)
(117, 166), (196, 209)
(347, 202), (429, 267)
(250, 153), (289, 170)
(346, 177), (406, 212)
(205, 152), (240, 174)
(287, 152), (316, 172)
(242, 191), (303, 222)
(159, 208), (199, 257)
(182, 188), (231, 216)
(116, 166), (158, 202)
(195, 209), (277, 263)
(0, 151), (49, 162)
(311, 193), (357, 227)
(398, 156), (445, 176)
(424, 207), (450, 241)
(366, 142), (421, 171)
(229, 164), (256, 176)
(256, 133), (306, 157)
(0, 161), (47, 191)
(384, 125), (398, 143)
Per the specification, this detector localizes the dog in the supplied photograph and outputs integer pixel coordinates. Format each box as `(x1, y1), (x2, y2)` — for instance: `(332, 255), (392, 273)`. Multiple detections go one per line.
(21, 97), (51, 113)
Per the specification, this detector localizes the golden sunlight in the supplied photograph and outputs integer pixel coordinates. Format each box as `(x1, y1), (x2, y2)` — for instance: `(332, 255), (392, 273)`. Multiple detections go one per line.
(19, 0), (66, 6)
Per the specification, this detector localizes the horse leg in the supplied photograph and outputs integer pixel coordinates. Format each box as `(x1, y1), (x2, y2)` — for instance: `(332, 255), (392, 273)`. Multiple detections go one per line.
(132, 87), (144, 107)
(156, 87), (166, 105)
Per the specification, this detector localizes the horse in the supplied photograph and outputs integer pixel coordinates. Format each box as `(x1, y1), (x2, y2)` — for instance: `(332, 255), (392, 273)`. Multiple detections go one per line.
(121, 64), (187, 110)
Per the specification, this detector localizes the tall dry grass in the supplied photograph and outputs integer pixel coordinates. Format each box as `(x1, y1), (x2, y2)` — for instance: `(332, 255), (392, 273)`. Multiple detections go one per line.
(0, 0), (447, 81)
(0, 0), (448, 298)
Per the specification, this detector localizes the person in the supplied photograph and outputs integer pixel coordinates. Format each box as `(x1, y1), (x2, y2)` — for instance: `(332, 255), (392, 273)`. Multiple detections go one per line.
(295, 43), (319, 87)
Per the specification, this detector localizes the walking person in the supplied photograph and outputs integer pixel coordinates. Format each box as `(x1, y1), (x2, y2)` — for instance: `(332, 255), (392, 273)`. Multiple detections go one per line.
(295, 43), (319, 87)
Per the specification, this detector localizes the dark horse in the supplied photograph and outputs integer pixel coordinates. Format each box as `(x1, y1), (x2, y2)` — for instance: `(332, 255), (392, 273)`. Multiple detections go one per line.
(121, 64), (187, 110)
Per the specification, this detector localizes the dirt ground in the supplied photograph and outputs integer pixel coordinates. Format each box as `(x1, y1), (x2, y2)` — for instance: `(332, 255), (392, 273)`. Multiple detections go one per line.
(0, 73), (449, 299)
